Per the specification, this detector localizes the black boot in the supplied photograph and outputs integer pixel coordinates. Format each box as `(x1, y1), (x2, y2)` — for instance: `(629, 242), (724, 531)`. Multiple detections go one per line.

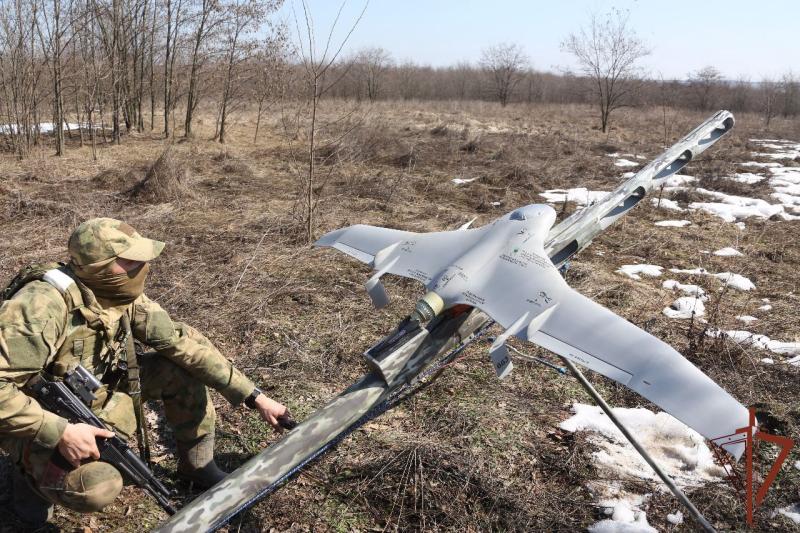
(12, 468), (53, 529)
(176, 433), (228, 489)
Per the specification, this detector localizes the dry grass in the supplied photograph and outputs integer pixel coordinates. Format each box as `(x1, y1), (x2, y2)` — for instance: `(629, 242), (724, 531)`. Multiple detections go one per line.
(0, 100), (798, 532)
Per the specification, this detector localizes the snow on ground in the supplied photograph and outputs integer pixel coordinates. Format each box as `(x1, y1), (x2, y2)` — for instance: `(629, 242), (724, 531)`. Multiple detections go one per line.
(650, 198), (683, 211)
(540, 187), (608, 205)
(707, 329), (800, 357)
(713, 247), (743, 257)
(762, 357), (775, 364)
(666, 511), (684, 525)
(775, 503), (800, 524)
(689, 188), (794, 222)
(714, 272), (756, 291)
(662, 279), (706, 299)
(759, 304), (773, 311)
(736, 315), (758, 323)
(654, 220), (691, 227)
(668, 267), (755, 291)
(724, 173), (765, 184)
(663, 297), (705, 319)
(561, 404), (725, 532)
(451, 177), (478, 185)
(615, 158), (639, 168)
(617, 264), (663, 280)
(661, 174), (696, 187)
(0, 121), (96, 134)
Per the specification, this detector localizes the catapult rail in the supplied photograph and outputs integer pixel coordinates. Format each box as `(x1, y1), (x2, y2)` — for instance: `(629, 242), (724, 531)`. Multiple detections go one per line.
(545, 110), (734, 264)
(154, 309), (492, 532)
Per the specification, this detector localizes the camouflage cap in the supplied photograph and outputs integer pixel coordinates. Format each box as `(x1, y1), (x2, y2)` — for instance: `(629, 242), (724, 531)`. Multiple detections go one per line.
(68, 217), (165, 266)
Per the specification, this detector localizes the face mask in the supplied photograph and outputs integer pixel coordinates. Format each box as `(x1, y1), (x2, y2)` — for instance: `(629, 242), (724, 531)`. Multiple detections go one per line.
(73, 260), (150, 307)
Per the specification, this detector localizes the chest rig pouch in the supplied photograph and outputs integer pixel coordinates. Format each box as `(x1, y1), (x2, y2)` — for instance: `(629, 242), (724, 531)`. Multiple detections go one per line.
(21, 266), (147, 447)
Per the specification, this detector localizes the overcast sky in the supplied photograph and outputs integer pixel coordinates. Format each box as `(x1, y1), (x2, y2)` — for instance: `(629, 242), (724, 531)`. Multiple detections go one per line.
(278, 0), (799, 80)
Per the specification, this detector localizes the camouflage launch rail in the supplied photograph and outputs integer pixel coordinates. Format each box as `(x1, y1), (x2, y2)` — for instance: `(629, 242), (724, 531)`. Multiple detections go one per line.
(154, 309), (492, 533)
(154, 111), (735, 532)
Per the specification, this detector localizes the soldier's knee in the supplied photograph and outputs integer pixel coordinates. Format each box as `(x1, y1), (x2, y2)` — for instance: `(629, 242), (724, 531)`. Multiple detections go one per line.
(55, 462), (123, 513)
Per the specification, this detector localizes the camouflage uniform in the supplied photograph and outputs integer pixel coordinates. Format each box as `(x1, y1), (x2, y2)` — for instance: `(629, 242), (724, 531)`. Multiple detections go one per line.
(0, 218), (256, 515)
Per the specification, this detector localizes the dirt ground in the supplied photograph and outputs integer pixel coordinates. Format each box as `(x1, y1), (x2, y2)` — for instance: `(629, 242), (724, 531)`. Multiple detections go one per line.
(0, 101), (798, 532)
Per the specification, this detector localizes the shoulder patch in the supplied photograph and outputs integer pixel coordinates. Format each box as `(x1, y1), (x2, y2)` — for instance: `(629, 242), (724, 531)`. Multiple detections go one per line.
(43, 269), (75, 294)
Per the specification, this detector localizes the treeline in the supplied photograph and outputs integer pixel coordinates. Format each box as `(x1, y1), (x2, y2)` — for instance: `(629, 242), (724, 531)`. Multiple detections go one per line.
(321, 54), (800, 122)
(1, 0), (799, 160)
(0, 0), (285, 159)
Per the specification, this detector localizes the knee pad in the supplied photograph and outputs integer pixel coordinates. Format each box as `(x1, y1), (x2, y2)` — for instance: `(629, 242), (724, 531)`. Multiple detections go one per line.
(59, 462), (123, 513)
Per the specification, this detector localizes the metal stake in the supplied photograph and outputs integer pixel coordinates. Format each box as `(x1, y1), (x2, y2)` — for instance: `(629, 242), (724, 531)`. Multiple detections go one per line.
(560, 356), (716, 533)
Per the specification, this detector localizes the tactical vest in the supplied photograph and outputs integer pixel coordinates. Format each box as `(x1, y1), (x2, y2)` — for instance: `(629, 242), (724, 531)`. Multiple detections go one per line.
(3, 263), (141, 439)
(3, 263), (125, 378)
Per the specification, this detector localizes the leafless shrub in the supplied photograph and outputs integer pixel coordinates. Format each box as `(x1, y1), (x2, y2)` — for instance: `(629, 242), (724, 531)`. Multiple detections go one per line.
(128, 148), (194, 203)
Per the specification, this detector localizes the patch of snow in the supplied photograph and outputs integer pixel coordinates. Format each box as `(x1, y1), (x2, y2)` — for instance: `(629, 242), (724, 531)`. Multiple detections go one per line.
(768, 341), (800, 356)
(451, 177), (477, 185)
(689, 201), (784, 222)
(588, 505), (657, 533)
(662, 280), (707, 299)
(669, 267), (754, 291)
(713, 247), (743, 257)
(560, 404), (725, 488)
(776, 503), (800, 524)
(562, 404), (724, 533)
(761, 358), (774, 364)
(736, 315), (758, 323)
(666, 511), (684, 525)
(740, 161), (781, 168)
(0, 121), (94, 134)
(540, 187), (608, 206)
(759, 304), (773, 311)
(650, 198), (684, 211)
(714, 272), (755, 291)
(669, 267), (709, 275)
(622, 171), (636, 178)
(707, 330), (800, 357)
(663, 297), (706, 319)
(660, 174), (696, 187)
(726, 173), (765, 184)
(615, 158), (639, 168)
(735, 222), (746, 230)
(490, 201), (502, 206)
(795, 461), (800, 471)
(654, 220), (691, 227)
(617, 264), (663, 280)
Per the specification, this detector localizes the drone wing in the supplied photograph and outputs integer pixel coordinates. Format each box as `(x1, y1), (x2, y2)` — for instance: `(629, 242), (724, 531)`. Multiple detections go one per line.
(452, 239), (749, 459)
(315, 223), (492, 306)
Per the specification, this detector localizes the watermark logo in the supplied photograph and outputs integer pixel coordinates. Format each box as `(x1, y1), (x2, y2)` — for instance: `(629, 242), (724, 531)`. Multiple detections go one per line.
(711, 408), (795, 526)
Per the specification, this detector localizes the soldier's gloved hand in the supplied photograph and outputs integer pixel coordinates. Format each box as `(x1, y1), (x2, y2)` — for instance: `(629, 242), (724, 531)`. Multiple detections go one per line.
(58, 423), (115, 467)
(254, 394), (289, 432)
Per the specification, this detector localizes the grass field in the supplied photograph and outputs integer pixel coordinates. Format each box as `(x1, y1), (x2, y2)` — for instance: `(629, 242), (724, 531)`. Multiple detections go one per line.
(1, 101), (798, 532)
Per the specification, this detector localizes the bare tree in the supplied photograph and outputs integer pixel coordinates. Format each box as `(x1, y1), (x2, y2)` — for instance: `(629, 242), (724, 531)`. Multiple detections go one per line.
(215, 0), (277, 143)
(760, 77), (780, 130)
(163, 0), (185, 137)
(781, 71), (799, 117)
(562, 9), (649, 132)
(253, 29), (288, 143)
(479, 42), (527, 107)
(353, 45), (391, 102)
(183, 0), (223, 138)
(688, 66), (722, 111)
(291, 0), (367, 244)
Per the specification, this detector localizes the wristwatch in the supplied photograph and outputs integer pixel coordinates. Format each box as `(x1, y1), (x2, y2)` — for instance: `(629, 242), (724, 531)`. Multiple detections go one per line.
(244, 386), (262, 409)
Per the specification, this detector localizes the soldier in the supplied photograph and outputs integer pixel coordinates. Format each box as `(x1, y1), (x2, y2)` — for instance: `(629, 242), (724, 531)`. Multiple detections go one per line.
(0, 218), (289, 527)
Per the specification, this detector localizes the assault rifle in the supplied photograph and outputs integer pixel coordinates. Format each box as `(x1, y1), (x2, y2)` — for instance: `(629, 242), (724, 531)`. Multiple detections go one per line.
(27, 365), (177, 515)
